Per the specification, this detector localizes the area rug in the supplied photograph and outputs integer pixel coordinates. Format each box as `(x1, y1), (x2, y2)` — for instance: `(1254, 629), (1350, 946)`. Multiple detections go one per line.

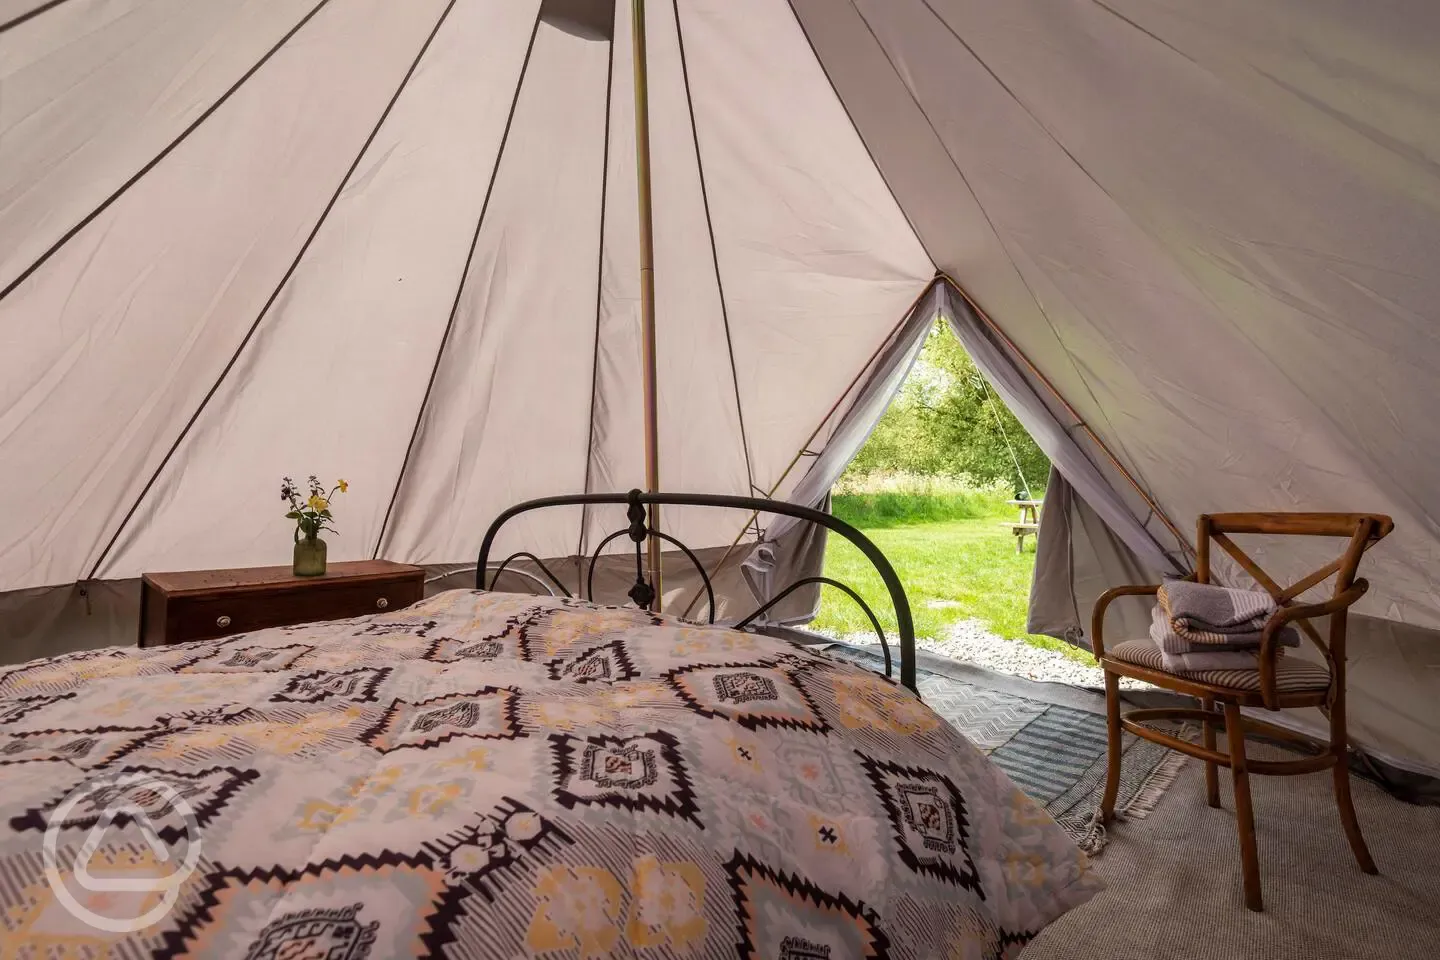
(821, 643), (1188, 853)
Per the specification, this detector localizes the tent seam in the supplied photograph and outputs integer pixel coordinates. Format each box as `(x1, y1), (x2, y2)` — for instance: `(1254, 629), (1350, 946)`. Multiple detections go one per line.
(848, 0), (1178, 559)
(764, 277), (938, 499)
(86, 0), (462, 582)
(920, 0), (1402, 549)
(943, 274), (1191, 565)
(785, 0), (935, 282)
(672, 0), (757, 496)
(832, 0), (1121, 467)
(934, 9), (1432, 546)
(843, 0), (1086, 405)
(0, 0), (334, 303)
(820, 0), (1163, 528)
(1088, 0), (1198, 67)
(0, 0), (78, 34)
(372, 6), (546, 560)
(909, 0), (1156, 496)
(577, 8), (618, 569)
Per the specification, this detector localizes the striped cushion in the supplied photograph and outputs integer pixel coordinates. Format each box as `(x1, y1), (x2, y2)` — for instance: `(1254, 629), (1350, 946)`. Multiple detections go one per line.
(1107, 638), (1331, 692)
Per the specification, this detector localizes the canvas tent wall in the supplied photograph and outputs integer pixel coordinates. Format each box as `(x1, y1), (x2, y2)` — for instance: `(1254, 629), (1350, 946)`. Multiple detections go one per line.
(3, 0), (1440, 774)
(0, 0), (932, 634)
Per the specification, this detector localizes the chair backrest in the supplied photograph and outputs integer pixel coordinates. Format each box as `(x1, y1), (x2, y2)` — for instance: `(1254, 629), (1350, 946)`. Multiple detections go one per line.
(1195, 513), (1392, 654)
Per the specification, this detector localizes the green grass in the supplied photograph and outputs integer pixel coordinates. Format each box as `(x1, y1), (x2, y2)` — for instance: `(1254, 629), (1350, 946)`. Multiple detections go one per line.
(830, 491), (996, 527)
(815, 491), (1094, 663)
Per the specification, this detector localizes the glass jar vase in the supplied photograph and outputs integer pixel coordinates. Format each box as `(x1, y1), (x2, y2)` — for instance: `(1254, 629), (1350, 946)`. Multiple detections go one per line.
(293, 535), (327, 577)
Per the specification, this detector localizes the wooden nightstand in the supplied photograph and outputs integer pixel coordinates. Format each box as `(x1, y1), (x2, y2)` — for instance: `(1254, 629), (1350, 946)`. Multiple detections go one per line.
(138, 560), (425, 648)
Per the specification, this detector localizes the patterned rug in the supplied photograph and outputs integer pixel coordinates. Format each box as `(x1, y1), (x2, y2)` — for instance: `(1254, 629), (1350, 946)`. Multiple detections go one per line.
(821, 644), (1187, 853)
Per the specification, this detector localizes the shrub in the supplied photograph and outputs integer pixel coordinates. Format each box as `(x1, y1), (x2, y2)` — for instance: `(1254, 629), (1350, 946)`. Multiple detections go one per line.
(846, 322), (1050, 493)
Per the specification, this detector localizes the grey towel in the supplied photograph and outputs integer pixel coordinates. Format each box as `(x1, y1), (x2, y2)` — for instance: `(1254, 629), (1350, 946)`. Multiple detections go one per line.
(1148, 607), (1283, 671)
(1157, 580), (1300, 649)
(1160, 579), (1273, 630)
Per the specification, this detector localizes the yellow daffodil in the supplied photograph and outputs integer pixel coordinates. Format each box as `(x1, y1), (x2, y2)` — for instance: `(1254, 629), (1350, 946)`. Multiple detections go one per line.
(308, 495), (329, 513)
(337, 479), (349, 493)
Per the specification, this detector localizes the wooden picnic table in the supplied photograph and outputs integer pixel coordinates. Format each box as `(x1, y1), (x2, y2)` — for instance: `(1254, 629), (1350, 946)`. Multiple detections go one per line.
(1004, 498), (1043, 553)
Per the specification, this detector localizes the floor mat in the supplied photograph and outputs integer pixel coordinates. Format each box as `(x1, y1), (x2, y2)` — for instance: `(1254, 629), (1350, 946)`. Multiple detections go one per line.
(822, 643), (1186, 852)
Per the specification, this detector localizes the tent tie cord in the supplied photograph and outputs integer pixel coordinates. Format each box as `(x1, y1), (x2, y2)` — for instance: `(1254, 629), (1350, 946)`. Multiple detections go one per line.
(677, 269), (1187, 622)
(937, 272), (1194, 563)
(979, 375), (1033, 498)
(475, 488), (920, 694)
(681, 270), (1190, 625)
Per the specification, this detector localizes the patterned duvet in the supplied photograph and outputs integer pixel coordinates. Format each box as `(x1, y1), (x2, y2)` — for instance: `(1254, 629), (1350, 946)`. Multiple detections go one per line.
(0, 590), (1099, 957)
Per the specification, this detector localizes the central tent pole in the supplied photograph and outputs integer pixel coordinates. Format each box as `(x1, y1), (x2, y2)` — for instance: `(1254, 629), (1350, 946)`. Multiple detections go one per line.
(632, 0), (663, 609)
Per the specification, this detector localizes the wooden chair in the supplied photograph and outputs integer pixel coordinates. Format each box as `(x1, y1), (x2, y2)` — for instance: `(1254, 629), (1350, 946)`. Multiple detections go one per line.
(1091, 512), (1393, 911)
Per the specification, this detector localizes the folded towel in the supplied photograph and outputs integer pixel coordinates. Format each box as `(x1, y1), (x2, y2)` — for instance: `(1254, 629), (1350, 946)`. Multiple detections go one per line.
(1161, 646), (1270, 673)
(1159, 579), (1274, 630)
(1149, 605), (1291, 667)
(1147, 613), (1278, 672)
(1157, 580), (1300, 649)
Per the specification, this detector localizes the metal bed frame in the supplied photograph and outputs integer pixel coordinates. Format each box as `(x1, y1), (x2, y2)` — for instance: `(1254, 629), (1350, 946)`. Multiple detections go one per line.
(476, 489), (917, 692)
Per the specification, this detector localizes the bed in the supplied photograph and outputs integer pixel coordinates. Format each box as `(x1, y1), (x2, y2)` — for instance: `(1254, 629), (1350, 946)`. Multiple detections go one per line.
(0, 492), (1099, 957)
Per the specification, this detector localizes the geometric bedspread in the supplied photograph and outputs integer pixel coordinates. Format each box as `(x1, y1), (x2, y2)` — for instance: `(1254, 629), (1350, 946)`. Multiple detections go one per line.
(0, 590), (1100, 958)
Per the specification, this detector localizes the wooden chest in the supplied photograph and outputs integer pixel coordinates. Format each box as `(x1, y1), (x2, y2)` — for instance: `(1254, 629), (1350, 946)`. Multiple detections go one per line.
(138, 560), (426, 648)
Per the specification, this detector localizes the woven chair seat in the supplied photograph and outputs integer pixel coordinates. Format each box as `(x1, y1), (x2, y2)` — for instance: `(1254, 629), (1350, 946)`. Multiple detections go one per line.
(1107, 638), (1331, 692)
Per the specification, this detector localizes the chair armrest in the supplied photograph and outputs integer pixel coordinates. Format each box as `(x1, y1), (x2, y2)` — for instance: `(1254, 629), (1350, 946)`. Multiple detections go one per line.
(1255, 579), (1369, 709)
(1091, 584), (1161, 660)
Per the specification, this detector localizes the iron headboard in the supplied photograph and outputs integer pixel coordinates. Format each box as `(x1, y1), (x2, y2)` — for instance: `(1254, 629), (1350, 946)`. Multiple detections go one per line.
(475, 489), (917, 692)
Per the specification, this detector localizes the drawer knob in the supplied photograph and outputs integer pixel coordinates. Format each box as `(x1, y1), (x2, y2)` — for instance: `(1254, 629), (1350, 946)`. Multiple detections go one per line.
(375, 597), (389, 610)
(216, 615), (232, 629)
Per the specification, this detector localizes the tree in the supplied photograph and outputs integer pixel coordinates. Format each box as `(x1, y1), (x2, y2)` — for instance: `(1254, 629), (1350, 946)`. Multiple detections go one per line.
(847, 323), (1050, 493)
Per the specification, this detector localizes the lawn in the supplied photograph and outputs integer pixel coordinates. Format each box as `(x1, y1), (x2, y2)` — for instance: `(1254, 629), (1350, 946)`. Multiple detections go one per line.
(812, 485), (1093, 662)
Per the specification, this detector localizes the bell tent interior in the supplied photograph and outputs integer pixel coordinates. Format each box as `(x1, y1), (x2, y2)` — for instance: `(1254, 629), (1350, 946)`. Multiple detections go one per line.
(3, 0), (1440, 951)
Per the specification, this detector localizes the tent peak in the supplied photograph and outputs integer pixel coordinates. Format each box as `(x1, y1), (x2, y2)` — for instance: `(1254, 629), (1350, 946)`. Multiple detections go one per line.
(540, 0), (615, 41)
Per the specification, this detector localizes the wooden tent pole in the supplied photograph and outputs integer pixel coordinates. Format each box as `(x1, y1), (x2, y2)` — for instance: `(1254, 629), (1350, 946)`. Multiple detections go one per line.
(632, 0), (663, 609)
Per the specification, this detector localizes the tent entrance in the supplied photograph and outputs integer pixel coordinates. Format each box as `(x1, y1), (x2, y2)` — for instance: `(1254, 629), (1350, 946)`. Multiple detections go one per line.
(809, 320), (1107, 686)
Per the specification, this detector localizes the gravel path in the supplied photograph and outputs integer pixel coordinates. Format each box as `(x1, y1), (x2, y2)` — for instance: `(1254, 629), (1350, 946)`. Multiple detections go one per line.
(844, 618), (1151, 690)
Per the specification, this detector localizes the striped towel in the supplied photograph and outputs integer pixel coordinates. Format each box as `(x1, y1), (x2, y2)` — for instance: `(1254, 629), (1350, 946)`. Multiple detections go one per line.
(1156, 580), (1300, 650)
(1148, 605), (1281, 672)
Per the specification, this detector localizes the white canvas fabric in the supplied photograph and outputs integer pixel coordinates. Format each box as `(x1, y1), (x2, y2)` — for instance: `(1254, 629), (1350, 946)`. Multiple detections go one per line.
(0, 0), (323, 295)
(2, 0), (1439, 771)
(106, 0), (542, 576)
(788, 0), (1440, 772)
(0, 0), (453, 591)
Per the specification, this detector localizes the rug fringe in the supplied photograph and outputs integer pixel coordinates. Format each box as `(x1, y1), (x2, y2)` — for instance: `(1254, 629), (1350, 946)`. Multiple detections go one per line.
(1119, 723), (1195, 821)
(1079, 723), (1197, 856)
